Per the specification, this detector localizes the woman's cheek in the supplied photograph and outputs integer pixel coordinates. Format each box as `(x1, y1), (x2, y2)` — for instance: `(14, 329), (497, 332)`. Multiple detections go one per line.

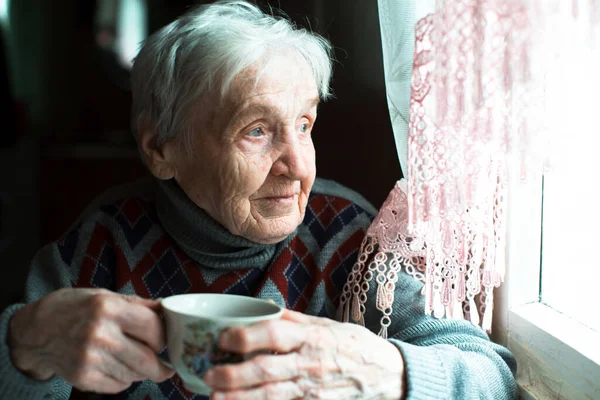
(215, 159), (242, 197)
(232, 153), (271, 195)
(247, 152), (273, 180)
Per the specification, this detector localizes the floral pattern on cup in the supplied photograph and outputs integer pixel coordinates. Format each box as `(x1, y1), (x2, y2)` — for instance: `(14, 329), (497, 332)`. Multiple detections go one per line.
(182, 320), (244, 378)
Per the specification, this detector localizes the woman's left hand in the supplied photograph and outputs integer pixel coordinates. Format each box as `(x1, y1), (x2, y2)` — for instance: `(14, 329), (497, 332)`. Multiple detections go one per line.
(203, 309), (405, 400)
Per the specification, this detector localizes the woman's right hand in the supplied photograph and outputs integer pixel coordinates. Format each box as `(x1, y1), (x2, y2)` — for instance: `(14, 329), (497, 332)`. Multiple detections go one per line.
(8, 288), (175, 394)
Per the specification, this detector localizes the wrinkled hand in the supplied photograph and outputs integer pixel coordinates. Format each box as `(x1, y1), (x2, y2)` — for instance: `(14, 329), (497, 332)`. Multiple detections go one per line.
(203, 309), (405, 400)
(9, 288), (174, 394)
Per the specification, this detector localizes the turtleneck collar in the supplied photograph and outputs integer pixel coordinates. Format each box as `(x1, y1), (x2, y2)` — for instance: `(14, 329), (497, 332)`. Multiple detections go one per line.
(154, 178), (292, 270)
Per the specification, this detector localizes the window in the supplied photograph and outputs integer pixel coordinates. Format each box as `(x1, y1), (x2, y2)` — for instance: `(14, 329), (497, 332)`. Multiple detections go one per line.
(115, 0), (147, 67)
(542, 160), (600, 334)
(496, 171), (600, 399)
(495, 6), (600, 397)
(0, 0), (9, 30)
(95, 0), (148, 69)
(539, 34), (600, 334)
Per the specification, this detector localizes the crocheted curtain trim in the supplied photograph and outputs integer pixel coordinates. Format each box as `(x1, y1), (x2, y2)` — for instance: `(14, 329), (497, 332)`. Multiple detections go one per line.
(337, 179), (495, 337)
(339, 0), (599, 333)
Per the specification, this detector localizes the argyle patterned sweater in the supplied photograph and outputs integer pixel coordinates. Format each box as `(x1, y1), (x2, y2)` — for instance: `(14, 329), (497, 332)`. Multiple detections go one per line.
(0, 177), (517, 400)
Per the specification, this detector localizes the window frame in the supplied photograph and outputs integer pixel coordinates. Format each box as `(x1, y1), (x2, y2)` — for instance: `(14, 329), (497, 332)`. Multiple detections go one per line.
(492, 173), (600, 399)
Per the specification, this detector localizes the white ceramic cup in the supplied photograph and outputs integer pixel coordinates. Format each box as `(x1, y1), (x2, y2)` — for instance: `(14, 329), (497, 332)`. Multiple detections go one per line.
(160, 293), (283, 395)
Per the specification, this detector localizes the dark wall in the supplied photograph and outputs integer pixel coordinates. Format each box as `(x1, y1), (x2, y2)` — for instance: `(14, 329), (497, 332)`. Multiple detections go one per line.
(0, 0), (401, 309)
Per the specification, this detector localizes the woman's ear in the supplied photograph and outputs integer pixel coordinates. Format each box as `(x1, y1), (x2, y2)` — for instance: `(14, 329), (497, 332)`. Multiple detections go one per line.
(137, 117), (177, 180)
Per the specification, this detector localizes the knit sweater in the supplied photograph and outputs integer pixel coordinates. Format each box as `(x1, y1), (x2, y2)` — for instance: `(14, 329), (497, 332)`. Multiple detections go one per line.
(0, 177), (517, 400)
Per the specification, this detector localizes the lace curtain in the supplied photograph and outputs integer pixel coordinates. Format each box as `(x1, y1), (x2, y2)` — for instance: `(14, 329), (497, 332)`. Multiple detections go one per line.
(339, 0), (600, 334)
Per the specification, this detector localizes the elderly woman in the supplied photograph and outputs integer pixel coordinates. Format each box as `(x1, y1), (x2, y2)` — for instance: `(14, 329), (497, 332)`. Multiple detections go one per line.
(0, 1), (517, 399)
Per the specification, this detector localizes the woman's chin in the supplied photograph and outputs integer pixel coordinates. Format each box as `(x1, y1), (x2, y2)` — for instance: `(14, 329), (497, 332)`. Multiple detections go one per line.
(243, 213), (302, 244)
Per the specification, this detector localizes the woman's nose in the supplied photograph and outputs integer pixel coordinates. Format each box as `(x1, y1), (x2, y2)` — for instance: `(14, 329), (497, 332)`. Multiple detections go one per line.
(270, 132), (310, 179)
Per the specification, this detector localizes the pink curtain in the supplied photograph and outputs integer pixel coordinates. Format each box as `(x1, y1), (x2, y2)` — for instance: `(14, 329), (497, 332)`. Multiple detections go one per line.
(339, 0), (600, 333)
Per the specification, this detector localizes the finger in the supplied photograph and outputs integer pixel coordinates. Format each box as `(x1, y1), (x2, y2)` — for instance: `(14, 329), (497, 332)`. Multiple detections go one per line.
(205, 351), (344, 391)
(120, 293), (160, 304)
(72, 370), (131, 395)
(113, 334), (175, 383)
(211, 380), (304, 400)
(125, 295), (163, 311)
(97, 374), (133, 394)
(63, 346), (142, 392)
(220, 319), (306, 354)
(120, 295), (164, 317)
(280, 309), (334, 326)
(98, 349), (147, 384)
(204, 353), (302, 390)
(116, 299), (167, 353)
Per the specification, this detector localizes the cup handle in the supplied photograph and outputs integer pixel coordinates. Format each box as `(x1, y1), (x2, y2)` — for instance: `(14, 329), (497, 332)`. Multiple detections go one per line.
(155, 302), (174, 369)
(157, 351), (174, 369)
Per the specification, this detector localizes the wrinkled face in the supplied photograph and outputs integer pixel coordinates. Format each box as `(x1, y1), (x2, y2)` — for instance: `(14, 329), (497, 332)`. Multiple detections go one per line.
(169, 53), (319, 244)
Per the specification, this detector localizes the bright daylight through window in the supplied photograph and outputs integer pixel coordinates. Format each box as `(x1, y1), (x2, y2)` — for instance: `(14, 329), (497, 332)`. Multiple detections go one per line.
(538, 9), (599, 335)
(95, 0), (147, 68)
(0, 0), (8, 29)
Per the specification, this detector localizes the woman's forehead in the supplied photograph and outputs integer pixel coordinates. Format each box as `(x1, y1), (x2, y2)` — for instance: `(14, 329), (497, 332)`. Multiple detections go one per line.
(224, 56), (319, 114)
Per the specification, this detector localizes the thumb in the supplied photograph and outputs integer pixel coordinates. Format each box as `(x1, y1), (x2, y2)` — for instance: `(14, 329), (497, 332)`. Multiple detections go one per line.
(281, 309), (334, 326)
(153, 360), (176, 383)
(121, 294), (162, 310)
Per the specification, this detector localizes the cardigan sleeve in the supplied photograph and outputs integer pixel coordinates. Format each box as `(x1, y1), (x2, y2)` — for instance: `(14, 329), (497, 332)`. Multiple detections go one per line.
(361, 268), (518, 400)
(0, 185), (150, 399)
(0, 243), (75, 399)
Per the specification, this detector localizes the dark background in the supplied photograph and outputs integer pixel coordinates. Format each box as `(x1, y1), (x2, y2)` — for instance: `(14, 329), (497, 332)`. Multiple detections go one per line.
(0, 0), (401, 317)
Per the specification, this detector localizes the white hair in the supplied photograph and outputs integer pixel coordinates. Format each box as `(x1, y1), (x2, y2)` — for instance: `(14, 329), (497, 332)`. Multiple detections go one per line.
(131, 0), (334, 147)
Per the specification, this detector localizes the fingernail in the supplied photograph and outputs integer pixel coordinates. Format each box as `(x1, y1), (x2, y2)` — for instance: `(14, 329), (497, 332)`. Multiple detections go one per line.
(203, 370), (214, 385)
(212, 392), (225, 400)
(219, 330), (231, 346)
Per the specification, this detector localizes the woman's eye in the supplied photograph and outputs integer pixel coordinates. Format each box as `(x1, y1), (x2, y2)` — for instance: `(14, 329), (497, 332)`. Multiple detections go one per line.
(299, 123), (309, 133)
(247, 127), (264, 137)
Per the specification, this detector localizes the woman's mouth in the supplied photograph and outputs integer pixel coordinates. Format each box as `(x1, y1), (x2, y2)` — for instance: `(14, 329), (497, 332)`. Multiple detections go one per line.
(262, 194), (296, 204)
